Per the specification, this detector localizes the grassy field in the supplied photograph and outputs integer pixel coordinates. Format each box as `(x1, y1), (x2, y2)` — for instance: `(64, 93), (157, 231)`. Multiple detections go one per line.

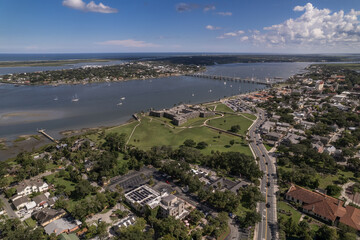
(121, 116), (252, 155)
(318, 170), (356, 189)
(241, 113), (257, 121)
(215, 103), (234, 113)
(44, 174), (76, 192)
(106, 121), (139, 137)
(278, 165), (358, 190)
(207, 114), (254, 135)
(264, 143), (272, 151)
(278, 201), (302, 223)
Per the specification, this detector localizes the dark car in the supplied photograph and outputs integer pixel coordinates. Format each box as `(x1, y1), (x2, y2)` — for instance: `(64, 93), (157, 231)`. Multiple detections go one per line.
(266, 203), (270, 208)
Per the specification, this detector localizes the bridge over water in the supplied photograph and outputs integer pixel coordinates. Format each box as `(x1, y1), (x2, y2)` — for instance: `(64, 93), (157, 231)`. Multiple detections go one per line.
(186, 73), (275, 86)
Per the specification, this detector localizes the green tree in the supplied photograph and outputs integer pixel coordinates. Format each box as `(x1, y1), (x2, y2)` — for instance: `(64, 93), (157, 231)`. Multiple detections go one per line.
(315, 225), (338, 240)
(196, 141), (208, 149)
(325, 185), (342, 197)
(229, 125), (241, 133)
(183, 139), (196, 148)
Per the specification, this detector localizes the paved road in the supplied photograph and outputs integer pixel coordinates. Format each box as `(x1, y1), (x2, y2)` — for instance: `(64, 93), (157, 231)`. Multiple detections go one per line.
(0, 194), (17, 219)
(248, 109), (278, 240)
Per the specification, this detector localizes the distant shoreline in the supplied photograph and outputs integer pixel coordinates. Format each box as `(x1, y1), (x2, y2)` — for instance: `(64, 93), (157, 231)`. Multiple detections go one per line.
(0, 59), (114, 67)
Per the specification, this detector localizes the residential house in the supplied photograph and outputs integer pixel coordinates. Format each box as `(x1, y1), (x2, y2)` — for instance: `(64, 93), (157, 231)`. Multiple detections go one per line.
(33, 193), (48, 207)
(300, 120), (316, 130)
(312, 141), (324, 153)
(12, 196), (30, 210)
(113, 216), (137, 232)
(210, 178), (250, 193)
(44, 218), (81, 236)
(260, 121), (276, 134)
(265, 132), (282, 142)
(281, 133), (306, 146)
(324, 146), (337, 155)
(33, 208), (66, 226)
(25, 201), (37, 210)
(15, 178), (48, 197)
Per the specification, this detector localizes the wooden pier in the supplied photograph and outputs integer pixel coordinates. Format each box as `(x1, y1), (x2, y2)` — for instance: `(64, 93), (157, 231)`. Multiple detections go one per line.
(186, 74), (273, 86)
(38, 129), (59, 144)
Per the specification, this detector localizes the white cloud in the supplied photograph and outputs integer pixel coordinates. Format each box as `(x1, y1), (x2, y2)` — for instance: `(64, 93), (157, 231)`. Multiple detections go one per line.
(62, 0), (118, 13)
(96, 39), (159, 48)
(240, 3), (360, 50)
(176, 3), (199, 12)
(204, 5), (216, 12)
(216, 12), (232, 16)
(218, 30), (244, 38)
(240, 36), (249, 41)
(206, 25), (221, 30)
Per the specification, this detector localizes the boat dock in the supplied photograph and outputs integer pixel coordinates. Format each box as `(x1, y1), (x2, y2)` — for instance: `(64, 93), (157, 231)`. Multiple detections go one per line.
(186, 74), (273, 86)
(38, 129), (59, 143)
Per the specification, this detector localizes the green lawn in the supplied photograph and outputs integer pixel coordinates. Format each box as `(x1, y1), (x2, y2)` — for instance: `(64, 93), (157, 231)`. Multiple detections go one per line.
(86, 120), (140, 144)
(264, 143), (272, 151)
(44, 174), (76, 192)
(318, 170), (357, 189)
(278, 201), (302, 223)
(127, 116), (252, 156)
(106, 121), (139, 138)
(215, 103), (234, 113)
(207, 114), (253, 135)
(24, 218), (37, 228)
(241, 113), (257, 121)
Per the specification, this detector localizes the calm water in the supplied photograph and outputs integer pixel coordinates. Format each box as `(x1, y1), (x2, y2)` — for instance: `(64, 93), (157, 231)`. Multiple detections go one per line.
(0, 62), (308, 139)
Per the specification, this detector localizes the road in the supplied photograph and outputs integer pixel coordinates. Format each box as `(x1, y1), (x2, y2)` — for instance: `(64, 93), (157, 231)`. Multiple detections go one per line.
(0, 194), (17, 219)
(248, 108), (278, 240)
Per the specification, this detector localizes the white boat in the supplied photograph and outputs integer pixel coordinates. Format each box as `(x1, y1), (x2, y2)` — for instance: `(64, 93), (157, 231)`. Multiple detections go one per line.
(72, 94), (79, 102)
(209, 89), (212, 93)
(117, 102), (123, 106)
(192, 93), (195, 97)
(121, 97), (125, 100)
(54, 96), (58, 101)
(224, 82), (227, 85)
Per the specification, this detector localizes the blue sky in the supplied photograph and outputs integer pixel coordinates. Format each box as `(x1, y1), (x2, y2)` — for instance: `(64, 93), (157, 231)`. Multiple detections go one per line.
(0, 0), (359, 53)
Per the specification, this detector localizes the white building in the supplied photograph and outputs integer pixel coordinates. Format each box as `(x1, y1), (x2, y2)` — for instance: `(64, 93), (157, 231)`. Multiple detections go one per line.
(315, 80), (324, 91)
(125, 185), (163, 212)
(15, 179), (49, 197)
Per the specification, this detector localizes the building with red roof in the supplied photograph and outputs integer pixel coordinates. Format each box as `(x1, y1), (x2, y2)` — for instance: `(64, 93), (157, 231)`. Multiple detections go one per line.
(285, 184), (360, 231)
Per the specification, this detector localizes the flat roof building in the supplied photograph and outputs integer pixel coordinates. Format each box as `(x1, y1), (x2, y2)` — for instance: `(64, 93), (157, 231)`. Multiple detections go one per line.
(125, 185), (162, 211)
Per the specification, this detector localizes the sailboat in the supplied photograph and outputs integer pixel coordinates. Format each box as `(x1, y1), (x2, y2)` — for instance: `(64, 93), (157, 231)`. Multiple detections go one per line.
(72, 94), (79, 102)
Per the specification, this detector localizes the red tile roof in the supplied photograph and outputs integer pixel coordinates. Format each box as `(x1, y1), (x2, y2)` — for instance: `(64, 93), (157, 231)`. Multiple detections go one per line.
(286, 184), (360, 230)
(339, 205), (360, 231)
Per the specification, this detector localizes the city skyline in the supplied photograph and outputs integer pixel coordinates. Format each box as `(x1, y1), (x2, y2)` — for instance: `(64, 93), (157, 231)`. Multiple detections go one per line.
(1, 0), (359, 53)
